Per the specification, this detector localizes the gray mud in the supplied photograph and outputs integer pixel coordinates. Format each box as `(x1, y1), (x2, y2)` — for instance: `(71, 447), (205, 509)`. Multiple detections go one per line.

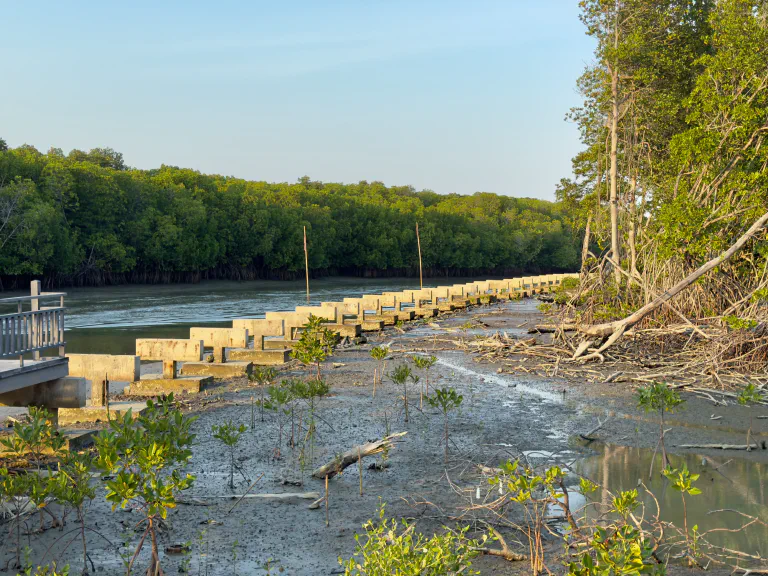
(2, 298), (766, 574)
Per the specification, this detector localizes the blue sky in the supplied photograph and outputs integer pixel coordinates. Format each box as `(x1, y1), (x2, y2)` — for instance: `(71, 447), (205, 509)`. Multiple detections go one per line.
(1, 1), (594, 200)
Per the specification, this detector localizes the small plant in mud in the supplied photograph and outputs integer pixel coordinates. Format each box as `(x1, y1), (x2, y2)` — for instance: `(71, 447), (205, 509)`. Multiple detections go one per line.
(636, 381), (684, 478)
(489, 461), (578, 575)
(94, 394), (197, 576)
(249, 366), (277, 423)
(212, 420), (248, 489)
(265, 383), (292, 459)
(412, 354), (437, 409)
(369, 346), (388, 397)
(737, 383), (761, 451)
(292, 314), (340, 381)
(287, 378), (331, 468)
(427, 387), (463, 462)
(663, 463), (703, 566)
(18, 563), (70, 576)
(388, 364), (414, 423)
(339, 503), (484, 575)
(0, 407), (66, 532)
(49, 450), (97, 574)
(0, 466), (33, 570)
(567, 489), (663, 576)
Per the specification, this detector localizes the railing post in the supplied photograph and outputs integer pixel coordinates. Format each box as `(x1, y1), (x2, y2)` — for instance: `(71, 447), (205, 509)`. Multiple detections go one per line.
(31, 280), (41, 360)
(59, 295), (65, 357)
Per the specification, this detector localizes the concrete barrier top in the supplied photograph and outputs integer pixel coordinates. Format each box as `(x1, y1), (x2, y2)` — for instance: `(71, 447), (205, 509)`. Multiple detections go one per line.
(67, 353), (140, 383)
(190, 327), (248, 349)
(233, 318), (285, 336)
(136, 339), (204, 362)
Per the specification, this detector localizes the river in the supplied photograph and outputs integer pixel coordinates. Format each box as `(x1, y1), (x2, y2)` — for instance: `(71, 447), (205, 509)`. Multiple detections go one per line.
(41, 277), (481, 355)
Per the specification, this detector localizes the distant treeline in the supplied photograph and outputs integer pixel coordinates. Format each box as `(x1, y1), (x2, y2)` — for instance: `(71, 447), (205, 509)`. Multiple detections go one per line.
(0, 142), (580, 289)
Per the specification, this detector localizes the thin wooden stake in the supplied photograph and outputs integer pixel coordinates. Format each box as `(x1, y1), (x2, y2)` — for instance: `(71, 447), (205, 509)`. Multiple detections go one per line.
(373, 368), (377, 398)
(325, 475), (329, 527)
(358, 447), (363, 496)
(416, 222), (423, 289)
(304, 225), (310, 304)
(250, 396), (255, 431)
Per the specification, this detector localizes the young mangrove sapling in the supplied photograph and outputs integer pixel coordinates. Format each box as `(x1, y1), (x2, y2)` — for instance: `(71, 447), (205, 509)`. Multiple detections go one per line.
(427, 387), (463, 462)
(212, 420), (248, 489)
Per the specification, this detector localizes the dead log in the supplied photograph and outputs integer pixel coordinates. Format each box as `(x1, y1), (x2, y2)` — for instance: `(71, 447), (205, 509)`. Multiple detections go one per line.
(312, 432), (406, 479)
(528, 324), (577, 334)
(676, 443), (763, 451)
(573, 210), (768, 360)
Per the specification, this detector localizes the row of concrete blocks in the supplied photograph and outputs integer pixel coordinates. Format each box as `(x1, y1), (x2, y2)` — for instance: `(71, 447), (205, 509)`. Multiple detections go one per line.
(2, 273), (577, 425)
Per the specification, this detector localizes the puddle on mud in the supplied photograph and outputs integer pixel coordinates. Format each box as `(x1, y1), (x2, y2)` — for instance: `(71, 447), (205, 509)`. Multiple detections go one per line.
(572, 442), (768, 553)
(437, 358), (564, 403)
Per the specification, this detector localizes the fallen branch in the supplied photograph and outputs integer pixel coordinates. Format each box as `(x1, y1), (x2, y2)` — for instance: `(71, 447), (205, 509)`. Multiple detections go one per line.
(529, 324), (577, 334)
(312, 432), (407, 479)
(472, 526), (527, 562)
(676, 443), (763, 451)
(573, 210), (768, 359)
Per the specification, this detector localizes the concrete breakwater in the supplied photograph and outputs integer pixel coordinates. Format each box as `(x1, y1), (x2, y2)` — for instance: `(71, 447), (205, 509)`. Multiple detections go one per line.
(1, 273), (577, 427)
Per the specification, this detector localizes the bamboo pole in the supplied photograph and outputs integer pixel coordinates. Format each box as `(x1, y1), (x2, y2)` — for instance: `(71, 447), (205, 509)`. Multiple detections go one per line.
(304, 225), (310, 304)
(416, 222), (423, 289)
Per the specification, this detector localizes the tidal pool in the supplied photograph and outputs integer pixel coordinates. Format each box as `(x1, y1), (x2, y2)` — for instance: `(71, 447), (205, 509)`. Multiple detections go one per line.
(572, 442), (767, 555)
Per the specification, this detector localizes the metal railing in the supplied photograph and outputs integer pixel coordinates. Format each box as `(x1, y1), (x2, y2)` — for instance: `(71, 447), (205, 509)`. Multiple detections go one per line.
(0, 281), (66, 366)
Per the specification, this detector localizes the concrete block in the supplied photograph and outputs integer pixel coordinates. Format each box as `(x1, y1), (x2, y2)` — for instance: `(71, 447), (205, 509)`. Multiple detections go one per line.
(325, 323), (361, 338)
(126, 375), (213, 396)
(229, 349), (291, 365)
(58, 401), (147, 426)
(360, 320), (385, 332)
(0, 377), (87, 409)
(181, 361), (253, 379)
(437, 303), (455, 312)
(0, 428), (96, 454)
(414, 306), (439, 318)
(67, 354), (141, 407)
(189, 327), (249, 349)
(233, 318), (285, 336)
(136, 339), (204, 362)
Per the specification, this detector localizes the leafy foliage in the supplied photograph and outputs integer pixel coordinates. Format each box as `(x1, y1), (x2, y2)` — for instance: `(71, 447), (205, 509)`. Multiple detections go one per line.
(339, 504), (483, 575)
(0, 146), (579, 286)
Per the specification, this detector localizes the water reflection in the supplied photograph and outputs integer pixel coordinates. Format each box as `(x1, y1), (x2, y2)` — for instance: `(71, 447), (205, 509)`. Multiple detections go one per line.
(54, 277), (492, 354)
(573, 443), (767, 554)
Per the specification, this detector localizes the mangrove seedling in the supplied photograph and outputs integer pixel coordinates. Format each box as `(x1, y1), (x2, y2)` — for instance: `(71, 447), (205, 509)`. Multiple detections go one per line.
(663, 463), (702, 565)
(738, 383), (761, 451)
(94, 394), (197, 576)
(287, 378), (330, 466)
(0, 407), (66, 531)
(339, 503), (483, 575)
(427, 387), (463, 462)
(388, 364), (414, 423)
(412, 354), (437, 409)
(0, 467), (32, 570)
(636, 381), (683, 478)
(50, 450), (97, 575)
(292, 314), (340, 381)
(212, 420), (248, 489)
(249, 366), (278, 423)
(265, 384), (292, 459)
(369, 346), (388, 397)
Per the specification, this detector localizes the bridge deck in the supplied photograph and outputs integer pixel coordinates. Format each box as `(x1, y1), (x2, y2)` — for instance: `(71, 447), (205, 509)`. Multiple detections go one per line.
(0, 357), (69, 395)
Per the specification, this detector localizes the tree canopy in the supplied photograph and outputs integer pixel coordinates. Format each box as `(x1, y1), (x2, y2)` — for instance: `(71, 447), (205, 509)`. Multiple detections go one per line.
(0, 144), (579, 287)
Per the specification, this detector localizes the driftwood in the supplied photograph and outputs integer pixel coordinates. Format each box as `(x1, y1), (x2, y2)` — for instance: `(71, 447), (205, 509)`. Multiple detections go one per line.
(676, 443), (762, 451)
(528, 324), (577, 334)
(573, 210), (768, 360)
(312, 432), (407, 479)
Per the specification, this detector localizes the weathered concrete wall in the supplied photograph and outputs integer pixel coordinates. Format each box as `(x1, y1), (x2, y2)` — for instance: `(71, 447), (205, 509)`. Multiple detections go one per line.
(295, 305), (338, 322)
(0, 377), (87, 409)
(66, 353), (141, 407)
(233, 318), (285, 336)
(189, 327), (249, 349)
(136, 339), (204, 362)
(229, 349), (291, 365)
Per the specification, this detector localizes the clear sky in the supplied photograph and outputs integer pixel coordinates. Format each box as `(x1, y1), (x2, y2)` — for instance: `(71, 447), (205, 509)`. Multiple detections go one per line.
(1, 1), (594, 200)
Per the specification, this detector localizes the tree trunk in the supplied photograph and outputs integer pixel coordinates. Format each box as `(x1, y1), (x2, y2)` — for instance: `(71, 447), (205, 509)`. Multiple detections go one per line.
(627, 174), (638, 281)
(609, 13), (621, 287)
(581, 213), (592, 274)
